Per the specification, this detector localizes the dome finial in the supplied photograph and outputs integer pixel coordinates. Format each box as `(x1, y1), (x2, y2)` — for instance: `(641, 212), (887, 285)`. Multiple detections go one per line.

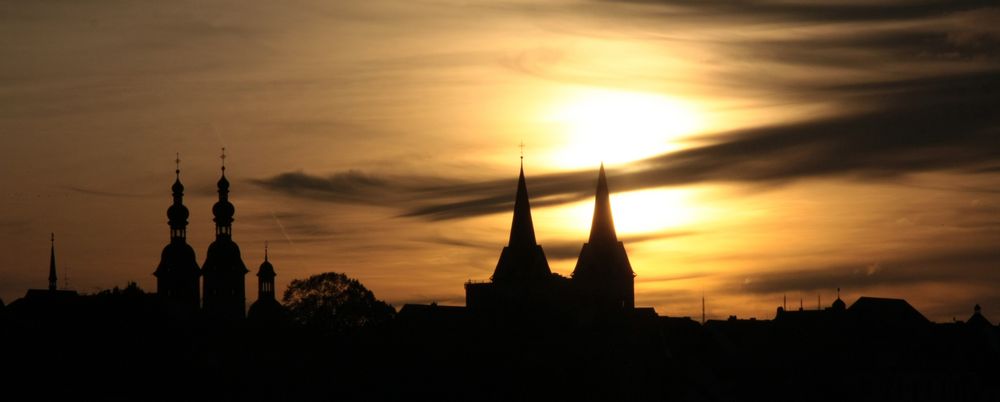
(220, 147), (227, 174)
(264, 240), (269, 262)
(175, 152), (181, 178)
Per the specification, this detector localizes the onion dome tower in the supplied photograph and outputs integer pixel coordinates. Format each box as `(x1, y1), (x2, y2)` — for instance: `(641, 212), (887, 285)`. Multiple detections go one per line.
(248, 242), (286, 324)
(153, 155), (202, 313)
(571, 164), (635, 311)
(201, 148), (249, 321)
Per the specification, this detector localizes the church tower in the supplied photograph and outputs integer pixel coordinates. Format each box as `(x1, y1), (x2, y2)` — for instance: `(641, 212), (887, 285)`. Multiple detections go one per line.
(248, 242), (285, 323)
(465, 158), (560, 312)
(153, 155), (201, 313)
(202, 149), (249, 320)
(491, 159), (552, 283)
(571, 164), (635, 311)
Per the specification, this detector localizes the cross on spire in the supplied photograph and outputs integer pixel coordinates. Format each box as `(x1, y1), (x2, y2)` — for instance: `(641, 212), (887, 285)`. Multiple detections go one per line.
(519, 140), (525, 161)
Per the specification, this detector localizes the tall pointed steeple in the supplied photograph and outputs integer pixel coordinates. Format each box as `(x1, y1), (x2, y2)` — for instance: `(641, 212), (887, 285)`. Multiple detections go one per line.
(508, 160), (537, 248)
(588, 163), (618, 245)
(491, 158), (551, 283)
(155, 154), (201, 313)
(48, 233), (57, 291)
(571, 164), (635, 310)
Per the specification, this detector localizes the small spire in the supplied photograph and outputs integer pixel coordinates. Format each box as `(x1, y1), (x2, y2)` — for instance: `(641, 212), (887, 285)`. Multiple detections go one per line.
(837, 287), (841, 299)
(48, 233), (57, 291)
(220, 147), (227, 174)
(264, 241), (269, 262)
(175, 152), (181, 178)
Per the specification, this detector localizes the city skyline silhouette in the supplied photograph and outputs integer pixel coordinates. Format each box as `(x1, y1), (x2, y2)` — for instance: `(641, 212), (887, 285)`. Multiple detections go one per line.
(3, 154), (997, 401)
(3, 1), (1000, 400)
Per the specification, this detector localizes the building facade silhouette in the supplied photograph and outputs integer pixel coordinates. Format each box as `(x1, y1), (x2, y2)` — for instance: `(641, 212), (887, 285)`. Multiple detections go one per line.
(152, 152), (274, 321)
(465, 162), (638, 317)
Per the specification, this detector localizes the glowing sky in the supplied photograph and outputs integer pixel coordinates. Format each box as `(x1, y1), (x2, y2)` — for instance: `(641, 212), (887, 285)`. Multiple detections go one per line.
(2, 0), (999, 321)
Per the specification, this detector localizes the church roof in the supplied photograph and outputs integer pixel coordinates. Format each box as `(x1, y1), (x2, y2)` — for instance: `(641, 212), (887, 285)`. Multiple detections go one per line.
(154, 242), (200, 277)
(203, 238), (249, 274)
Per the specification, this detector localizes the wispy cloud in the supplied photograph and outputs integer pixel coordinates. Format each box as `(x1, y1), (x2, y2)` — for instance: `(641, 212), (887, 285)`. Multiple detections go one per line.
(256, 69), (1000, 221)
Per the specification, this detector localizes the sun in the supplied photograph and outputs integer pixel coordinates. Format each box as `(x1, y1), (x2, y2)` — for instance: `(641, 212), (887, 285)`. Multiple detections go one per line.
(540, 188), (701, 238)
(544, 88), (703, 169)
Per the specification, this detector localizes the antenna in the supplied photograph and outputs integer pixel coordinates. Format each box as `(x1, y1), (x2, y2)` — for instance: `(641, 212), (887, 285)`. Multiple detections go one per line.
(837, 287), (841, 299)
(783, 293), (787, 310)
(264, 240), (269, 261)
(799, 298), (803, 311)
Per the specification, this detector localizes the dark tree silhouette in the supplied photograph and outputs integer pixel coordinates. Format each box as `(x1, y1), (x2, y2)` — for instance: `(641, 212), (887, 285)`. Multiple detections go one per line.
(282, 272), (395, 333)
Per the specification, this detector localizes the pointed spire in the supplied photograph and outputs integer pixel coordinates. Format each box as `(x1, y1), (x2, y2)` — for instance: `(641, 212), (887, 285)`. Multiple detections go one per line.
(264, 240), (269, 262)
(701, 292), (706, 325)
(48, 233), (57, 291)
(507, 161), (537, 248)
(588, 163), (618, 245)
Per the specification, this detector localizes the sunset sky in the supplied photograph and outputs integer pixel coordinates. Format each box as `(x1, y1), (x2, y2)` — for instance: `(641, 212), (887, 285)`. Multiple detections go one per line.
(2, 0), (998, 321)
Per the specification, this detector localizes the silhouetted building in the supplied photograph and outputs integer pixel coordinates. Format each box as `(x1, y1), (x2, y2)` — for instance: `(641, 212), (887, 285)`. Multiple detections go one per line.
(465, 161), (569, 314)
(8, 235), (79, 315)
(153, 160), (201, 314)
(248, 244), (286, 323)
(201, 155), (249, 320)
(848, 296), (929, 330)
(966, 304), (992, 329)
(463, 162), (638, 319)
(571, 164), (635, 311)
